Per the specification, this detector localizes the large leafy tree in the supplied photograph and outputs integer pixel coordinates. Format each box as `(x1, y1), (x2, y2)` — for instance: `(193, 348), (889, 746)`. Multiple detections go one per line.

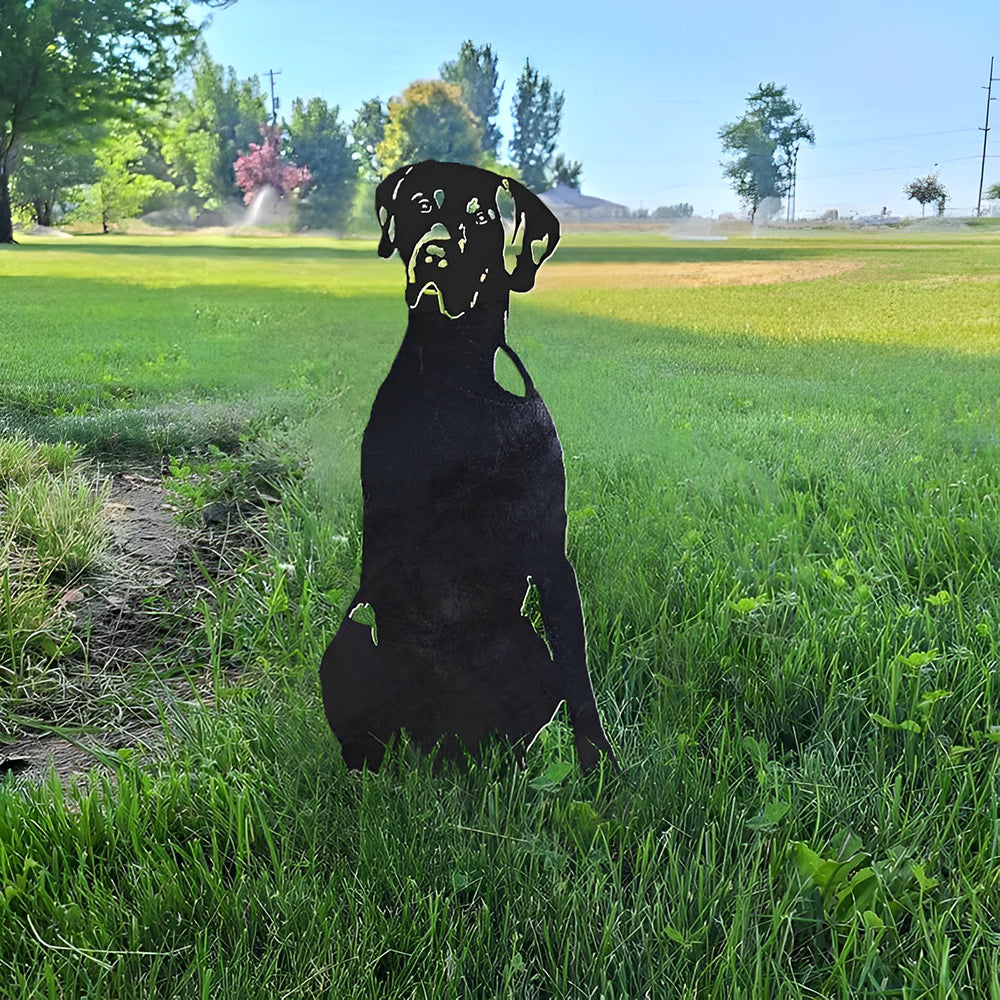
(10, 127), (100, 226)
(376, 80), (482, 175)
(84, 125), (174, 233)
(440, 41), (503, 160)
(162, 45), (268, 211)
(510, 60), (565, 193)
(287, 97), (356, 231)
(0, 0), (197, 243)
(903, 174), (947, 217)
(350, 97), (388, 182)
(719, 82), (814, 222)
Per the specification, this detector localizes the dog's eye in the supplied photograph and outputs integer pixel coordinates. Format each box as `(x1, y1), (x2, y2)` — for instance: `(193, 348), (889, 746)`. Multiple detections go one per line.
(466, 199), (490, 225)
(412, 195), (434, 214)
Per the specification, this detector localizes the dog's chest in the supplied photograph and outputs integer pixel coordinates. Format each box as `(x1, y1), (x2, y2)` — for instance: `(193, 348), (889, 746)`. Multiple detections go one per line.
(362, 371), (558, 513)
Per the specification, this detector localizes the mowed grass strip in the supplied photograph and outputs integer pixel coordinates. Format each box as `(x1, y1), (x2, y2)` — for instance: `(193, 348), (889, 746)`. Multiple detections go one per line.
(1, 230), (999, 997)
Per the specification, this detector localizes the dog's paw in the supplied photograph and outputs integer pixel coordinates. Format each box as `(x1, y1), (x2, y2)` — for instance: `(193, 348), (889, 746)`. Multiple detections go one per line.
(574, 734), (619, 774)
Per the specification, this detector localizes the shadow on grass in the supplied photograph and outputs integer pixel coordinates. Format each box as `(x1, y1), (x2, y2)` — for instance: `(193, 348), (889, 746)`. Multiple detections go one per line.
(7, 236), (870, 267)
(5, 239), (378, 262)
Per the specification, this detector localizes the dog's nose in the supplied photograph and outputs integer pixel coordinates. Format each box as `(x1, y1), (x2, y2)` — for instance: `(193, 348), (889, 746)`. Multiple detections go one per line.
(418, 222), (458, 269)
(423, 222), (451, 243)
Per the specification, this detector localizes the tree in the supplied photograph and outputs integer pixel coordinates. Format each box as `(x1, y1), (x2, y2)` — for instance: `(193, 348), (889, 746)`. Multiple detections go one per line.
(510, 60), (565, 193)
(986, 181), (1000, 202)
(719, 82), (815, 223)
(0, 0), (197, 243)
(350, 98), (388, 182)
(552, 154), (583, 189)
(233, 125), (310, 205)
(652, 203), (694, 220)
(161, 45), (268, 211)
(903, 174), (947, 217)
(74, 126), (174, 233)
(376, 80), (482, 175)
(440, 41), (503, 159)
(10, 128), (100, 226)
(287, 97), (356, 231)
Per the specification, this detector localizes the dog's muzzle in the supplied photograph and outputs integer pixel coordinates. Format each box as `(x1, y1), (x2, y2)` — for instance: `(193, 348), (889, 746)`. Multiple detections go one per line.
(405, 223), (482, 318)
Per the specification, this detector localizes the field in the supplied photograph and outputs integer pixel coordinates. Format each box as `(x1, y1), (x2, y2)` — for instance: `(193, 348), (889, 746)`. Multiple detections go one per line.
(1, 227), (999, 997)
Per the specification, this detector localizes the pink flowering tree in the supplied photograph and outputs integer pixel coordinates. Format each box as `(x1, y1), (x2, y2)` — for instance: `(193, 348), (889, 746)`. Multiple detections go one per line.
(233, 125), (311, 204)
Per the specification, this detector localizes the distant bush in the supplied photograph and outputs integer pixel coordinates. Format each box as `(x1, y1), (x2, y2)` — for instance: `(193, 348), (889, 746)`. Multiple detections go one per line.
(652, 202), (694, 220)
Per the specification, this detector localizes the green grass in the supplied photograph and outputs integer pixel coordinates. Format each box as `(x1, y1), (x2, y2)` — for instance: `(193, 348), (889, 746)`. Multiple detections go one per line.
(1, 434), (108, 682)
(2, 230), (1000, 997)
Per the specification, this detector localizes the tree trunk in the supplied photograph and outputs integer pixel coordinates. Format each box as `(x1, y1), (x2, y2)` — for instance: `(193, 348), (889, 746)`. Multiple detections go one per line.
(34, 198), (53, 228)
(0, 157), (15, 244)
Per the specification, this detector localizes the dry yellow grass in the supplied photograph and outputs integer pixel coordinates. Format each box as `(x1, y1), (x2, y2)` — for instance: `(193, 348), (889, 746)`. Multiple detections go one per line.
(538, 258), (862, 290)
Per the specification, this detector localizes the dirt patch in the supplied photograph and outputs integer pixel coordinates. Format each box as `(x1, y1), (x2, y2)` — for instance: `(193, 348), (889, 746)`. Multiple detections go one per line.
(0, 725), (161, 788)
(539, 258), (862, 290)
(0, 472), (237, 788)
(81, 472), (193, 669)
(0, 679), (220, 789)
(105, 472), (188, 573)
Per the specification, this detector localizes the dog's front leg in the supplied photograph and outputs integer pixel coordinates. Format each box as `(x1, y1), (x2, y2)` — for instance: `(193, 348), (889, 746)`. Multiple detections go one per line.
(535, 552), (618, 772)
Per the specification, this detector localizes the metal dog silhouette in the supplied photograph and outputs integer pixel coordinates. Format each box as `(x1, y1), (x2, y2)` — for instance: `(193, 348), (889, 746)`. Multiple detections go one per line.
(320, 160), (616, 771)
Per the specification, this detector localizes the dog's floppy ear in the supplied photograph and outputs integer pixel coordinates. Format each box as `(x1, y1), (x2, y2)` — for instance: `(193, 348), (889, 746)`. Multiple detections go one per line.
(374, 164), (416, 258)
(500, 176), (561, 293)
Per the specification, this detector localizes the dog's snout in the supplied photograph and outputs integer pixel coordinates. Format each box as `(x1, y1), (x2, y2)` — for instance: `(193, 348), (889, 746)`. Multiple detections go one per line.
(413, 220), (465, 273)
(419, 244), (450, 271)
(422, 222), (451, 243)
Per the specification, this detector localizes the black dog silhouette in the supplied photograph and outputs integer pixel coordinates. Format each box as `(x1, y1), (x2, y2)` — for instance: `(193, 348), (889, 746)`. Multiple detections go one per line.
(320, 160), (616, 771)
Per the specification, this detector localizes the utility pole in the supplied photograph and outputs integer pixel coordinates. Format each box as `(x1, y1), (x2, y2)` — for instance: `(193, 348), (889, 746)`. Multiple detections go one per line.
(977, 57), (998, 217)
(265, 68), (282, 126)
(785, 143), (800, 222)
(786, 158), (792, 223)
(793, 143), (800, 222)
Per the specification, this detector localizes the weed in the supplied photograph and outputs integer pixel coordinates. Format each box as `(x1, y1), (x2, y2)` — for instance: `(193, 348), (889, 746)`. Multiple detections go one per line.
(5, 474), (109, 580)
(0, 432), (81, 487)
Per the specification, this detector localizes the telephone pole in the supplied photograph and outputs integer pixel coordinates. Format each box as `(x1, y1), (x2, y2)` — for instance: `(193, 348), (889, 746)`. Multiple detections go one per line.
(265, 68), (282, 126)
(785, 143), (800, 222)
(791, 143), (800, 222)
(976, 56), (998, 217)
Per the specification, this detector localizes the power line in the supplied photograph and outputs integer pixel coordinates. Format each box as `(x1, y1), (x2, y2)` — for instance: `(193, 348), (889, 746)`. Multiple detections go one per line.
(824, 127), (977, 148)
(977, 56), (999, 217)
(801, 154), (998, 183)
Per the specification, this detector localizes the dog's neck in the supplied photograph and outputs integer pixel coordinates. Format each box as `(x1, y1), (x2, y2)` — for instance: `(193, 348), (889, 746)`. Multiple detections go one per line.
(398, 300), (511, 385)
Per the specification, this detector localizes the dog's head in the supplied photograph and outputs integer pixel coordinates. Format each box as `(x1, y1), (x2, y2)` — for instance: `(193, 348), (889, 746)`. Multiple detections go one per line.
(375, 160), (560, 319)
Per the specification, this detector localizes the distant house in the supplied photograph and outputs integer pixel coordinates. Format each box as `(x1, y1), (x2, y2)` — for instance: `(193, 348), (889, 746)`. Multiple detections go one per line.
(539, 183), (629, 221)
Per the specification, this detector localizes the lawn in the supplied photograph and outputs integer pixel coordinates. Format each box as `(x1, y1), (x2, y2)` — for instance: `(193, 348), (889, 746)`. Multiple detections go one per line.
(1, 227), (999, 997)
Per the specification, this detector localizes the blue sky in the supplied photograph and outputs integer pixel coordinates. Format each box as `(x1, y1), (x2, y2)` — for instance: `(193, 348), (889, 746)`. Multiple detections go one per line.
(199, 0), (1000, 218)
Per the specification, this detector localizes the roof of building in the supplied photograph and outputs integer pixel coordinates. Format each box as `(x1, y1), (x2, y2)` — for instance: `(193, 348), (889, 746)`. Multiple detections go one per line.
(539, 183), (628, 213)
